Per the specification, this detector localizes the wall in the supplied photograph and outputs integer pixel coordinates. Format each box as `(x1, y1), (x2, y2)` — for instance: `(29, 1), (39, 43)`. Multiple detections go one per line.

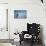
(8, 0), (46, 45)
(43, 0), (46, 45)
(0, 0), (8, 3)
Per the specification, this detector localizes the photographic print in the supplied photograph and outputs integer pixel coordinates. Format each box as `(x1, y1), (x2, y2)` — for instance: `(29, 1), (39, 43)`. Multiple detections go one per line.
(14, 10), (27, 19)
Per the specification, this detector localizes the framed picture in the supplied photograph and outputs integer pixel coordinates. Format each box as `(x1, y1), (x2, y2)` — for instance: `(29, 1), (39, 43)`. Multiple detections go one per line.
(14, 10), (27, 19)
